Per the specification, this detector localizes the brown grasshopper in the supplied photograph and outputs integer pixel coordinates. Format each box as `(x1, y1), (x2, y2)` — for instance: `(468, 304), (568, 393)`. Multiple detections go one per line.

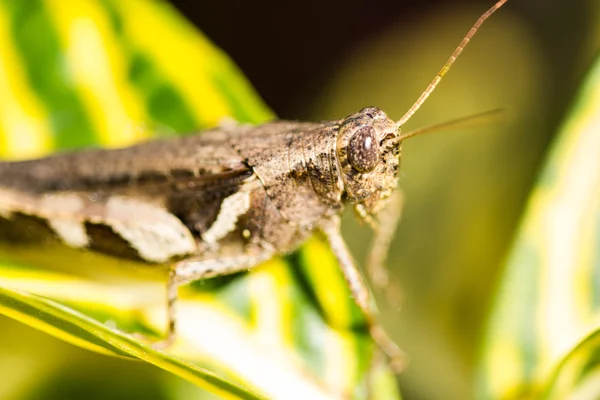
(0, 0), (507, 372)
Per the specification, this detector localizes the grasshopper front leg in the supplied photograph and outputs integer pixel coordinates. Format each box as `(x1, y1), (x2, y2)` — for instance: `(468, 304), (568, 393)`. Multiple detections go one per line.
(320, 215), (406, 373)
(356, 190), (404, 306)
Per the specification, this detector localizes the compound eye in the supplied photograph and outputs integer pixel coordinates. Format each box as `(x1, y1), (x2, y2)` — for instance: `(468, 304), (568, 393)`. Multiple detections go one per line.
(348, 126), (379, 173)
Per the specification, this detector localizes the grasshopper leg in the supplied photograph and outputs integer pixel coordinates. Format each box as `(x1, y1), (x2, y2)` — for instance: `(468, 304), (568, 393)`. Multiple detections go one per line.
(358, 190), (404, 306)
(321, 215), (406, 373)
(155, 252), (272, 348)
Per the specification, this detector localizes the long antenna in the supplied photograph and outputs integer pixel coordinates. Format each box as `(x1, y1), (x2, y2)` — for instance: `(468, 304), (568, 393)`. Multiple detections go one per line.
(396, 0), (507, 128)
(397, 108), (506, 142)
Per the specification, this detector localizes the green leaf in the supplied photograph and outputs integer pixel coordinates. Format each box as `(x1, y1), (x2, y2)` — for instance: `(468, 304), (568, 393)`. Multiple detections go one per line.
(477, 53), (600, 399)
(0, 286), (263, 400)
(0, 0), (400, 398)
(542, 328), (600, 399)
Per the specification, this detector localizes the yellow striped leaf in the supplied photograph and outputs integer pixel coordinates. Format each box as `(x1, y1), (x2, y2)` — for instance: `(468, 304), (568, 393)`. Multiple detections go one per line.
(477, 53), (600, 399)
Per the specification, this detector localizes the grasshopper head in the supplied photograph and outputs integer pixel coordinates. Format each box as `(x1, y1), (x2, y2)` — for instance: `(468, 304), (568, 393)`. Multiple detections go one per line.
(336, 107), (401, 216)
(334, 0), (508, 217)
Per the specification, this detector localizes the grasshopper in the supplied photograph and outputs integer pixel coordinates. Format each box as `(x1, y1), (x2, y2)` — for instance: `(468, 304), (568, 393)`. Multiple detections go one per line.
(0, 0), (507, 372)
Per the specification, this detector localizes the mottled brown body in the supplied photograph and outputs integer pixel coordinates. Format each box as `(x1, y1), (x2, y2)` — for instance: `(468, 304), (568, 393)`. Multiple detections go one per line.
(0, 107), (405, 368)
(0, 107), (399, 267)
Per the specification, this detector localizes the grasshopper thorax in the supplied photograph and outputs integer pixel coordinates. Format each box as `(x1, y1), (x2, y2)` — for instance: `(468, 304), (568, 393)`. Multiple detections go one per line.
(336, 107), (400, 216)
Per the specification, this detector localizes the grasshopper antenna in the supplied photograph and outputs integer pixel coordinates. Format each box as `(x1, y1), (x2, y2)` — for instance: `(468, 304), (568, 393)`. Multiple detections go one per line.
(396, 0), (507, 128)
(397, 107), (507, 142)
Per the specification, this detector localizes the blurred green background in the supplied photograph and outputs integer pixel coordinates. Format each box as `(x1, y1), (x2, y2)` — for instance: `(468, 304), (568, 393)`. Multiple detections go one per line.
(1, 0), (599, 399)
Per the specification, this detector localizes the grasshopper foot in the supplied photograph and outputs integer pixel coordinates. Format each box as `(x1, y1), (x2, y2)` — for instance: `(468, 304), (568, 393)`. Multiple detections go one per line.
(370, 325), (408, 374)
